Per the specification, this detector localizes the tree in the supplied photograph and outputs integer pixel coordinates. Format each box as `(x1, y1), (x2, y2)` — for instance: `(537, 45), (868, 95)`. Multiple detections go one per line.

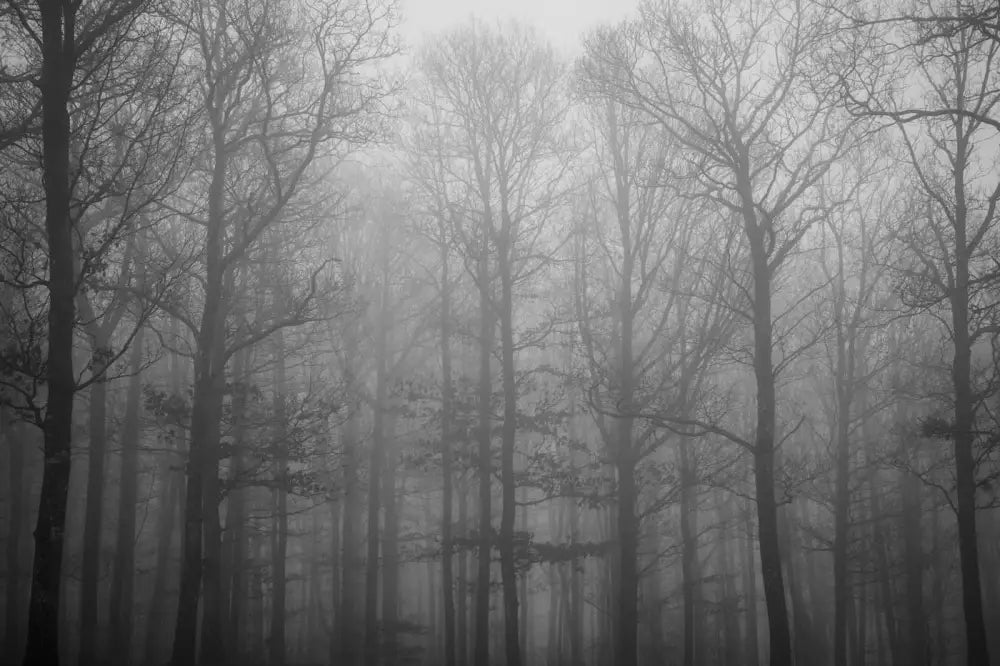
(583, 1), (853, 663)
(159, 1), (396, 663)
(838, 6), (1000, 662)
(414, 22), (570, 666)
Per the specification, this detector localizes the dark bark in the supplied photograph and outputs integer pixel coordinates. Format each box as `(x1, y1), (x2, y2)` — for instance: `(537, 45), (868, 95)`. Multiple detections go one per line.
(338, 327), (363, 666)
(949, 153), (990, 666)
(474, 227), (494, 666)
(108, 326), (144, 666)
(4, 414), (25, 664)
(24, 4), (77, 663)
(79, 336), (109, 666)
(381, 422), (400, 666)
(364, 247), (392, 666)
(144, 435), (179, 665)
(440, 241), (457, 666)
(497, 222), (522, 666)
(680, 441), (699, 666)
(901, 451), (927, 666)
(269, 330), (288, 666)
(743, 502), (759, 666)
(171, 124), (228, 666)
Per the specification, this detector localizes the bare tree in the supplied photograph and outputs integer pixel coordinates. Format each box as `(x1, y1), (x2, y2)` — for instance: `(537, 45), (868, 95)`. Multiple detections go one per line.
(583, 1), (853, 663)
(838, 6), (1000, 663)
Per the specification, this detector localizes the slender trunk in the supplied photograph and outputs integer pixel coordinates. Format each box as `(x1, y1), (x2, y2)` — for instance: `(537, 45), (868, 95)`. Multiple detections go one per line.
(382, 426), (401, 666)
(225, 348), (249, 654)
(440, 241), (457, 666)
(339, 325), (363, 666)
(901, 434), (927, 666)
(270, 330), (288, 666)
(145, 444), (180, 665)
(173, 121), (229, 666)
(497, 233), (521, 666)
(25, 5), (76, 663)
(680, 441), (699, 666)
(744, 499), (759, 666)
(740, 181), (791, 666)
(950, 209), (989, 666)
(108, 326), (145, 666)
(4, 414), (25, 663)
(833, 336), (851, 666)
(364, 242), (392, 666)
(457, 478), (469, 666)
(474, 228), (494, 666)
(79, 338), (109, 666)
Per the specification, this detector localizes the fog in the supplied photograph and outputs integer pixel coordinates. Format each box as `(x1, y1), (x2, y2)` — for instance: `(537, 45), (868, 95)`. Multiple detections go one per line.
(2, 2), (1000, 666)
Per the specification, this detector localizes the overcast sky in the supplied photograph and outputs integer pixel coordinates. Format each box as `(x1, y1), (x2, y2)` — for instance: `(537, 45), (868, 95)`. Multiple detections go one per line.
(396, 0), (640, 54)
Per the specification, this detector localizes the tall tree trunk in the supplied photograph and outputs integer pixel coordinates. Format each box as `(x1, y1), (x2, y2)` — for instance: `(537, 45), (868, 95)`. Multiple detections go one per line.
(339, 324), (363, 666)
(270, 329), (288, 666)
(225, 347), (249, 656)
(457, 478), (469, 666)
(833, 333), (852, 666)
(364, 241), (392, 666)
(381, 422), (401, 666)
(474, 225), (494, 666)
(173, 124), (229, 666)
(680, 441), (699, 666)
(741, 182), (792, 666)
(902, 443), (927, 666)
(108, 325), (145, 666)
(743, 499), (759, 666)
(949, 175), (989, 666)
(440, 241), (457, 666)
(4, 413), (25, 664)
(25, 5), (77, 663)
(497, 225), (522, 666)
(79, 338), (109, 666)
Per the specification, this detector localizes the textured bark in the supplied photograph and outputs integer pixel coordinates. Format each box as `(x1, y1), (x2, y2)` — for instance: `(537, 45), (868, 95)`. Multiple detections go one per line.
(108, 326), (144, 666)
(24, 4), (76, 663)
(79, 341), (109, 666)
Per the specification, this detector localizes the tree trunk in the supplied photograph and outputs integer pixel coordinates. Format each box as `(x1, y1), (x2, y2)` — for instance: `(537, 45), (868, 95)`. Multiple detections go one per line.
(24, 5), (77, 663)
(949, 200), (989, 666)
(497, 227), (522, 666)
(381, 422), (401, 666)
(173, 125), (228, 666)
(225, 347), (249, 655)
(742, 184), (792, 666)
(108, 325), (144, 666)
(440, 240), (457, 666)
(79, 338), (109, 666)
(4, 413), (25, 664)
(474, 225), (494, 666)
(744, 499), (759, 666)
(902, 457), (927, 666)
(680, 441), (699, 666)
(270, 329), (288, 666)
(339, 324), (363, 666)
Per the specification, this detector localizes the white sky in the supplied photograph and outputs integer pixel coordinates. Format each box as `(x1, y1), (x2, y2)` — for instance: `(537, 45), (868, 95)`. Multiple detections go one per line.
(396, 0), (640, 55)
